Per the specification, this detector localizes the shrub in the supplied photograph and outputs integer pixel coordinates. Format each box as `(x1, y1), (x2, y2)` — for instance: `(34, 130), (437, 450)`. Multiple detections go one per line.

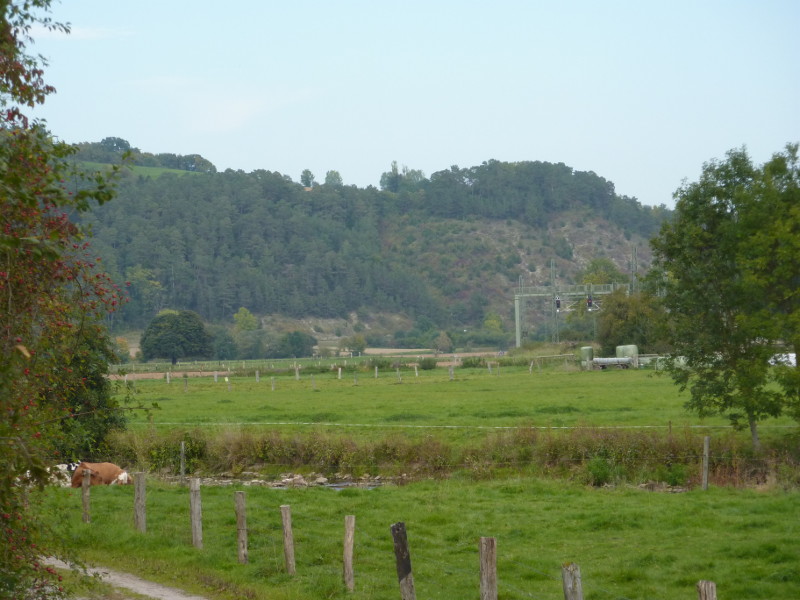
(108, 429), (208, 473)
(586, 456), (619, 486)
(655, 463), (690, 487)
(366, 358), (392, 370)
(418, 357), (437, 370)
(461, 356), (486, 368)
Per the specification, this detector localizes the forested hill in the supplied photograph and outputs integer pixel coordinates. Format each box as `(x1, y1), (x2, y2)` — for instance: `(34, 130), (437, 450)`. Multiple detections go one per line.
(76, 140), (671, 340)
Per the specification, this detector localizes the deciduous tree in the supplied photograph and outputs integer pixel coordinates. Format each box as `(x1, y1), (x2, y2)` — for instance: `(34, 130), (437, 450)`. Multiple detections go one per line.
(140, 310), (212, 364)
(341, 333), (366, 354)
(233, 306), (258, 331)
(300, 168), (315, 188)
(596, 289), (669, 355)
(324, 169), (343, 187)
(578, 258), (628, 285)
(271, 330), (317, 358)
(651, 145), (800, 449)
(1, 2), (129, 596)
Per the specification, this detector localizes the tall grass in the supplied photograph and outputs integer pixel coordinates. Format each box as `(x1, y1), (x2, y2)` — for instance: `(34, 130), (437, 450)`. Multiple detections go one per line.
(107, 424), (800, 489)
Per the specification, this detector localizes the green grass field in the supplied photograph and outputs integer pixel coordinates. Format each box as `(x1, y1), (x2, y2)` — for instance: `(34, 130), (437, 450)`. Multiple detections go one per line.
(80, 160), (202, 179)
(105, 365), (799, 484)
(44, 477), (800, 599)
(126, 368), (717, 428)
(40, 365), (800, 599)
(120, 366), (799, 440)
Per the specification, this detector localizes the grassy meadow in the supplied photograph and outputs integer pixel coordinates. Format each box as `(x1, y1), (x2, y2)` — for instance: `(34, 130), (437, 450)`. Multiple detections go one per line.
(125, 366), (726, 429)
(99, 363), (800, 493)
(81, 160), (202, 179)
(40, 362), (800, 599)
(43, 476), (800, 600)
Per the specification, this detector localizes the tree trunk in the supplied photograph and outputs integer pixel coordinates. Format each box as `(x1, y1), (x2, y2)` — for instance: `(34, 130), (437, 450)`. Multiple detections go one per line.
(749, 419), (761, 453)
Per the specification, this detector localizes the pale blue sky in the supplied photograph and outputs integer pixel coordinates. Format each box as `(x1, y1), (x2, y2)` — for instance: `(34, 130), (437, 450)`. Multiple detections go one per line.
(32, 1), (799, 207)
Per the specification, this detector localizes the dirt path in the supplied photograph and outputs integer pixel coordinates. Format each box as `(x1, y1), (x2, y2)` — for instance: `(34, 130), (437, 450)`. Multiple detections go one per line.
(43, 558), (211, 600)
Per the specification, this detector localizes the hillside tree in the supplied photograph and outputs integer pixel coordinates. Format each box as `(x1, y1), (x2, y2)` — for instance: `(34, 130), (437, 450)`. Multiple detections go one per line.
(271, 331), (317, 358)
(233, 306), (258, 331)
(300, 168), (315, 187)
(651, 145), (800, 449)
(578, 258), (629, 284)
(324, 169), (343, 186)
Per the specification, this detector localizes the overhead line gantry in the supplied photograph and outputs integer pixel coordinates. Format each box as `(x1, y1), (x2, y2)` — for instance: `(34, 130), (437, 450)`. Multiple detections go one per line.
(513, 281), (630, 347)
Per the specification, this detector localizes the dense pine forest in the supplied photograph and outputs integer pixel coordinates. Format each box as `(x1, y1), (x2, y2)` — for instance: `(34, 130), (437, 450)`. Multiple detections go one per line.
(75, 139), (671, 348)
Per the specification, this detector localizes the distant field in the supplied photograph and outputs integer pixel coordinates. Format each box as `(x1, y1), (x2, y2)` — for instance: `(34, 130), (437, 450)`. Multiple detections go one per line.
(80, 160), (201, 178)
(120, 366), (791, 431)
(111, 351), (449, 375)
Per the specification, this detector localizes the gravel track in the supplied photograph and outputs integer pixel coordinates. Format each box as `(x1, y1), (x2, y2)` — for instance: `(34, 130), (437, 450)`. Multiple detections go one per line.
(43, 558), (211, 600)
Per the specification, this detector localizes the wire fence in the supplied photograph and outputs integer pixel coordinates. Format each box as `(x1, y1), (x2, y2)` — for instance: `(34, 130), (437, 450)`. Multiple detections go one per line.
(71, 472), (723, 600)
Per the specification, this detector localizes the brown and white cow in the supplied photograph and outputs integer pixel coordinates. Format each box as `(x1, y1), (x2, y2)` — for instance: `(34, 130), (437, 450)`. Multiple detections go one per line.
(70, 462), (132, 487)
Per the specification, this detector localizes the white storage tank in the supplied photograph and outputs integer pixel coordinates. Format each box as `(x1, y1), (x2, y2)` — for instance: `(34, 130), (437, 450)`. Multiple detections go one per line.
(580, 346), (594, 370)
(615, 345), (639, 368)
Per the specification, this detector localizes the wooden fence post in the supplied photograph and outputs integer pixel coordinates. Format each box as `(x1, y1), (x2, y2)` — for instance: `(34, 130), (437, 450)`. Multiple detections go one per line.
(281, 505), (296, 575)
(702, 436), (710, 490)
(81, 470), (91, 524)
(180, 441), (186, 484)
(697, 580), (717, 600)
(479, 537), (497, 600)
(234, 491), (248, 564)
(561, 562), (583, 600)
(390, 522), (416, 600)
(189, 478), (203, 549)
(133, 472), (146, 533)
(343, 515), (355, 592)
